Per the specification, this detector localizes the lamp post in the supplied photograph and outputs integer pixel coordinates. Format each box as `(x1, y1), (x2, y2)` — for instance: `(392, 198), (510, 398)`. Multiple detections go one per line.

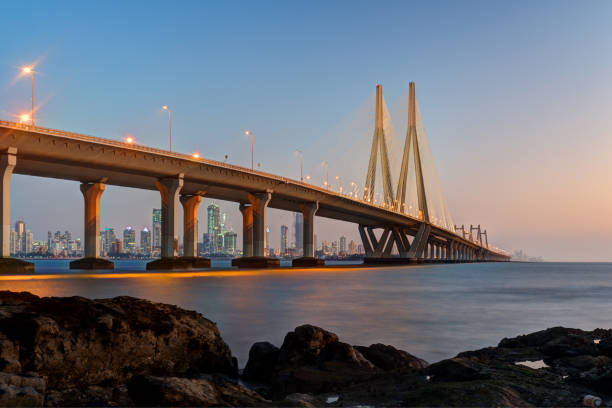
(335, 176), (342, 193)
(295, 150), (303, 181)
(245, 130), (253, 170)
(162, 105), (172, 152)
(321, 161), (328, 190)
(21, 66), (34, 125)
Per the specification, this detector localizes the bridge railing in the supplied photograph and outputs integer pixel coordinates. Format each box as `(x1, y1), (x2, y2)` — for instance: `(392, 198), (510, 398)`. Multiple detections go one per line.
(0, 120), (509, 257)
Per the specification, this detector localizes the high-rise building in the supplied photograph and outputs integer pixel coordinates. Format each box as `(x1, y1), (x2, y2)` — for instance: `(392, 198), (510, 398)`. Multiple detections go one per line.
(280, 225), (289, 255)
(224, 231), (237, 255)
(294, 213), (303, 255)
(349, 240), (357, 255)
(123, 227), (136, 253)
(10, 230), (17, 255)
(25, 231), (33, 254)
(202, 233), (212, 255)
(103, 228), (116, 256)
(152, 209), (162, 251)
(14, 220), (25, 253)
(339, 236), (346, 254)
(265, 226), (270, 252)
(110, 239), (122, 256)
(207, 203), (221, 253)
(140, 227), (151, 253)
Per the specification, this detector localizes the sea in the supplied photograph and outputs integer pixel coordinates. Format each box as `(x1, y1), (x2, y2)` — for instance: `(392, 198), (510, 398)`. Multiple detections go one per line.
(0, 260), (609, 367)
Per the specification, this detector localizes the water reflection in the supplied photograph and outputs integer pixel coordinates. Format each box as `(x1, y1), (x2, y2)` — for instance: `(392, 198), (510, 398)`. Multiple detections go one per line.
(1, 261), (611, 367)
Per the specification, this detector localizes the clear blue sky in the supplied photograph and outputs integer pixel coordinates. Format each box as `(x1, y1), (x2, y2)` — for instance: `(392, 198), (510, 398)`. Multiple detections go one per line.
(1, 1), (611, 259)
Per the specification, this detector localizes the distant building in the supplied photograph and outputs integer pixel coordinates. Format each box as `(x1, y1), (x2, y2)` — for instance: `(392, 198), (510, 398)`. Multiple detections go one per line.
(140, 227), (151, 253)
(280, 225), (289, 255)
(152, 209), (162, 251)
(349, 240), (357, 255)
(25, 230), (33, 254)
(110, 238), (122, 256)
(102, 228), (116, 256)
(294, 213), (303, 256)
(339, 236), (346, 255)
(224, 231), (237, 255)
(123, 227), (136, 253)
(207, 203), (221, 253)
(14, 220), (25, 254)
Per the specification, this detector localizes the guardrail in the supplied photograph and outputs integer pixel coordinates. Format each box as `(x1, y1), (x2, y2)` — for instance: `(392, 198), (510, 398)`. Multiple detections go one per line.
(0, 119), (509, 257)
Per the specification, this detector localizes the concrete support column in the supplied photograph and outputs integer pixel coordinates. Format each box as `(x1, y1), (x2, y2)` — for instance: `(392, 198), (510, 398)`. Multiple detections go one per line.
(0, 149), (16, 258)
(430, 243), (435, 259)
(0, 148), (33, 273)
(239, 203), (253, 257)
(249, 192), (271, 257)
(180, 194), (202, 257)
(81, 182), (105, 258)
(436, 245), (441, 260)
(300, 202), (318, 257)
(156, 175), (183, 258)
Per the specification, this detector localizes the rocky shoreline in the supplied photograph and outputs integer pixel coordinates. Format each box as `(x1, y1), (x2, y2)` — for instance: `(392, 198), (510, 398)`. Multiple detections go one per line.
(0, 291), (610, 407)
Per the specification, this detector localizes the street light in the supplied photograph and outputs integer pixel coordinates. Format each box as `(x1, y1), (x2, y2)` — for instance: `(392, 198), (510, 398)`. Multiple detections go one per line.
(21, 66), (35, 125)
(162, 105), (172, 152)
(245, 130), (253, 170)
(295, 150), (303, 181)
(335, 175), (342, 193)
(125, 136), (134, 144)
(321, 161), (328, 190)
(19, 113), (30, 123)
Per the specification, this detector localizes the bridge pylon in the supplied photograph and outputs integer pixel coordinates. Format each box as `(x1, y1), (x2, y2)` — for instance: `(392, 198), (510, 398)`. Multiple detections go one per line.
(363, 84), (394, 206)
(396, 82), (429, 221)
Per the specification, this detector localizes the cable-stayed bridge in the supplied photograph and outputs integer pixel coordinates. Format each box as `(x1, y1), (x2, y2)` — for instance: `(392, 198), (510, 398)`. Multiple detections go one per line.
(0, 82), (509, 272)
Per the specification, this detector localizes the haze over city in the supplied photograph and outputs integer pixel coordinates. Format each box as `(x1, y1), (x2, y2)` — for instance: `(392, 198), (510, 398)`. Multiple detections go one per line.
(2, 0), (612, 260)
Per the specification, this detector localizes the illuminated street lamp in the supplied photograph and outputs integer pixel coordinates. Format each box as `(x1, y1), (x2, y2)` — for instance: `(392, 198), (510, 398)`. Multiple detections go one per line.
(335, 175), (343, 193)
(295, 150), (303, 181)
(162, 106), (172, 152)
(125, 136), (134, 144)
(21, 66), (35, 125)
(19, 113), (30, 123)
(321, 161), (329, 189)
(245, 130), (253, 170)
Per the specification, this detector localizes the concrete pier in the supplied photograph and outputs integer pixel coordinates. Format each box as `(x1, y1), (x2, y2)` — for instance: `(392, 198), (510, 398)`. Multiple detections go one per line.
(147, 175), (186, 271)
(70, 181), (114, 270)
(179, 194), (210, 268)
(0, 148), (33, 273)
(233, 191), (279, 268)
(293, 202), (324, 267)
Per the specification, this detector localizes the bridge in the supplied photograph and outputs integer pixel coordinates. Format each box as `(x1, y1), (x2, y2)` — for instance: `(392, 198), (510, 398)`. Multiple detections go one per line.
(0, 82), (509, 272)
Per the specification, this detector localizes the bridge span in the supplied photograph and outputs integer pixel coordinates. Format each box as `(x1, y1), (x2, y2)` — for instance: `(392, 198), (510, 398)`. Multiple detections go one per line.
(0, 84), (509, 271)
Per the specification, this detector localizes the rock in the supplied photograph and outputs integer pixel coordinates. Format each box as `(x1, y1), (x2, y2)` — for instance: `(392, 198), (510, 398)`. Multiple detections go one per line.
(0, 291), (237, 390)
(426, 357), (491, 382)
(271, 325), (381, 397)
(276, 325), (339, 368)
(0, 372), (44, 407)
(44, 385), (132, 407)
(128, 375), (270, 407)
(243, 342), (280, 383)
(355, 343), (428, 370)
(597, 338), (612, 357)
(499, 327), (587, 348)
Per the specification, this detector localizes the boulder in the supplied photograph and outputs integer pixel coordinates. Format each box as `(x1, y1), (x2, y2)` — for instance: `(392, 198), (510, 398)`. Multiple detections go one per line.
(354, 343), (428, 370)
(0, 372), (45, 407)
(0, 291), (237, 390)
(243, 342), (280, 383)
(276, 325), (339, 368)
(128, 375), (270, 407)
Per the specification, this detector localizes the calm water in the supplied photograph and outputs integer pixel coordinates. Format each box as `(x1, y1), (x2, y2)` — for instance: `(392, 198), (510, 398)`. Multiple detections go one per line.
(1, 261), (610, 367)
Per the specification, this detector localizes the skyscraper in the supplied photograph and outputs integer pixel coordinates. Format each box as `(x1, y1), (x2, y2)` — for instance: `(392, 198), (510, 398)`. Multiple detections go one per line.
(123, 227), (136, 253)
(294, 213), (303, 255)
(280, 225), (288, 255)
(152, 209), (162, 251)
(103, 228), (116, 256)
(224, 231), (237, 255)
(25, 231), (33, 254)
(207, 203), (220, 253)
(14, 220), (25, 254)
(140, 227), (151, 253)
(340, 236), (346, 254)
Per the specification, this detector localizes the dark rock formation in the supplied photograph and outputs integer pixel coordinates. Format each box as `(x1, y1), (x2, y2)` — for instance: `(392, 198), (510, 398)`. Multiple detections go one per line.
(355, 343), (428, 370)
(0, 291), (248, 406)
(242, 342), (280, 383)
(128, 375), (269, 407)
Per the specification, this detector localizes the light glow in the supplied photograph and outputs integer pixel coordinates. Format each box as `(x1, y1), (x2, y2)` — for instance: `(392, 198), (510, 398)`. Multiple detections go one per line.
(19, 113), (30, 123)
(22, 66), (32, 74)
(125, 136), (134, 144)
(192, 152), (200, 159)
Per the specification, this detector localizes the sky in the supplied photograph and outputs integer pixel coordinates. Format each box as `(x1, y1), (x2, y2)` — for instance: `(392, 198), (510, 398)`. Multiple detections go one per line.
(1, 0), (611, 260)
